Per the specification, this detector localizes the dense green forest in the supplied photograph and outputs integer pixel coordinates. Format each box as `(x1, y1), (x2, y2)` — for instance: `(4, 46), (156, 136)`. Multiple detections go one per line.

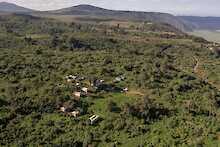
(1, 14), (220, 146)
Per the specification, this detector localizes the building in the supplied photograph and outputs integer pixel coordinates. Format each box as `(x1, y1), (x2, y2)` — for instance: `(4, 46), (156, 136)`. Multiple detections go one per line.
(66, 75), (77, 83)
(92, 79), (104, 87)
(114, 75), (125, 83)
(70, 110), (80, 117)
(81, 87), (88, 94)
(60, 107), (66, 112)
(78, 76), (85, 81)
(73, 92), (81, 98)
(89, 115), (100, 125)
(123, 88), (128, 92)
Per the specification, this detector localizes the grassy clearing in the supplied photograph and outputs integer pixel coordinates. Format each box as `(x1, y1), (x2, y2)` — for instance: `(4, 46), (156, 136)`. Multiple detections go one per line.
(189, 30), (220, 43)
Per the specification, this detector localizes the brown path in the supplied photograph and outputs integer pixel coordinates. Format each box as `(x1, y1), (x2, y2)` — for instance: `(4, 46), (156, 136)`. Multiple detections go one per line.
(126, 89), (145, 97)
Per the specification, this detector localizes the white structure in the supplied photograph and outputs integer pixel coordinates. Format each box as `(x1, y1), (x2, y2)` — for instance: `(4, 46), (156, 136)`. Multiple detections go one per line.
(120, 76), (125, 80)
(67, 79), (72, 83)
(123, 88), (128, 92)
(78, 77), (85, 81)
(82, 87), (88, 94)
(114, 77), (121, 82)
(114, 75), (125, 83)
(60, 107), (66, 112)
(65, 75), (77, 82)
(70, 110), (80, 117)
(209, 47), (214, 51)
(74, 92), (81, 98)
(89, 115), (100, 125)
(69, 75), (77, 80)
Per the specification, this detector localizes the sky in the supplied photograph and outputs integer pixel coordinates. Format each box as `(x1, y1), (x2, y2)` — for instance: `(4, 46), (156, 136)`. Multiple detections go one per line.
(0, 0), (219, 16)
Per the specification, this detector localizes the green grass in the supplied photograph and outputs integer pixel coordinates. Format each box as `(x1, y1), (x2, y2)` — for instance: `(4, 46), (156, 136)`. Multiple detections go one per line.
(89, 93), (138, 118)
(189, 30), (220, 43)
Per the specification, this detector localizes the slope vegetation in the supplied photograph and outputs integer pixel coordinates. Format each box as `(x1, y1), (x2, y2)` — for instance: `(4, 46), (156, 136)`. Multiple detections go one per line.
(0, 14), (220, 146)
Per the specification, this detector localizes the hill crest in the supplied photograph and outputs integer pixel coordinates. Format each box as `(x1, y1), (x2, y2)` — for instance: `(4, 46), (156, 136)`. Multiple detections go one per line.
(0, 2), (34, 13)
(50, 4), (192, 31)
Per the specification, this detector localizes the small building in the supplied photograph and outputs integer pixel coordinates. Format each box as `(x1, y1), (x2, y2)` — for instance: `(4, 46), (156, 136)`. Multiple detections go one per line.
(120, 76), (125, 80)
(89, 115), (100, 125)
(69, 75), (77, 79)
(70, 110), (80, 117)
(90, 79), (105, 91)
(67, 78), (73, 83)
(100, 79), (105, 83)
(60, 107), (66, 112)
(114, 77), (121, 83)
(92, 79), (104, 87)
(123, 88), (128, 92)
(146, 22), (153, 25)
(81, 87), (88, 94)
(114, 75), (125, 83)
(74, 92), (81, 98)
(209, 46), (220, 56)
(209, 47), (214, 51)
(65, 75), (77, 82)
(78, 76), (85, 81)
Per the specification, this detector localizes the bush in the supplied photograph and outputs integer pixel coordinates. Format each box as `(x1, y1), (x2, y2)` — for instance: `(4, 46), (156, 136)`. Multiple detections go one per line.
(107, 100), (121, 112)
(122, 96), (170, 123)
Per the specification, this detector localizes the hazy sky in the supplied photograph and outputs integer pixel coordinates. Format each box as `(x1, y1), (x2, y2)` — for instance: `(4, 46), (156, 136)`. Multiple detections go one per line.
(0, 0), (219, 16)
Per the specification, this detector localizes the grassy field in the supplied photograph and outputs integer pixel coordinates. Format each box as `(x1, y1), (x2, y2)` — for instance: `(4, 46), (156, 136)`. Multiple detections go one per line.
(189, 30), (220, 43)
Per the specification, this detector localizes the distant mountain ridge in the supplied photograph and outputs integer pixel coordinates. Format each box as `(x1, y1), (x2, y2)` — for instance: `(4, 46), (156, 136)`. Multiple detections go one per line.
(0, 3), (192, 31)
(50, 4), (192, 32)
(0, 2), (34, 13)
(3, 2), (220, 32)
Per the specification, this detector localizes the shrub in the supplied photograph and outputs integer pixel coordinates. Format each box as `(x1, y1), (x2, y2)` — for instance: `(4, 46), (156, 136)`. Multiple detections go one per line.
(107, 100), (121, 112)
(122, 96), (170, 123)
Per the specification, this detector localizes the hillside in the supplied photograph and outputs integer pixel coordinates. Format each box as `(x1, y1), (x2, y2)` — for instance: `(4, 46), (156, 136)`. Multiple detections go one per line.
(1, 13), (220, 146)
(48, 4), (192, 32)
(0, 2), (34, 13)
(0, 2), (195, 32)
(3, 2), (220, 32)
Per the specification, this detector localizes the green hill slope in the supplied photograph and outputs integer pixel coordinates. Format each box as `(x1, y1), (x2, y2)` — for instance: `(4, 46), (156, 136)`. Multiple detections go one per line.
(0, 14), (220, 146)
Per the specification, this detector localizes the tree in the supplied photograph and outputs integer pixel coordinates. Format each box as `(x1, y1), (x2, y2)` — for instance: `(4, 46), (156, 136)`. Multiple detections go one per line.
(107, 100), (120, 112)
(0, 97), (8, 107)
(67, 37), (91, 50)
(51, 35), (60, 48)
(83, 132), (93, 147)
(123, 96), (170, 123)
(103, 57), (113, 65)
